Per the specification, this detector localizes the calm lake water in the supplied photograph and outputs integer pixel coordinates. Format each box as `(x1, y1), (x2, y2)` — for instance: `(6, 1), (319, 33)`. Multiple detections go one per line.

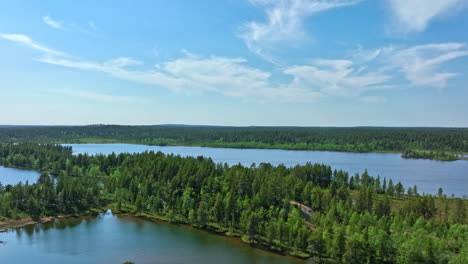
(0, 166), (39, 186)
(67, 143), (468, 197)
(0, 211), (307, 264)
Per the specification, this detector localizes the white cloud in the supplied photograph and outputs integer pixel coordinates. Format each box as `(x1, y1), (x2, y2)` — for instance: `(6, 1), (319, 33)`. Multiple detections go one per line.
(386, 0), (467, 33)
(43, 16), (65, 30)
(104, 57), (143, 68)
(355, 43), (468, 88)
(0, 33), (66, 56)
(1, 33), (324, 102)
(54, 89), (148, 103)
(39, 54), (322, 102)
(360, 96), (386, 103)
(391, 43), (468, 88)
(284, 59), (390, 96)
(42, 16), (100, 35)
(239, 0), (362, 62)
(3, 33), (467, 102)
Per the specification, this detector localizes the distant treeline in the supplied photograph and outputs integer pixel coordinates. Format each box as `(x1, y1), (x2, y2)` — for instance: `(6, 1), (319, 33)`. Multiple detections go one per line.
(1, 125), (468, 154)
(0, 143), (467, 263)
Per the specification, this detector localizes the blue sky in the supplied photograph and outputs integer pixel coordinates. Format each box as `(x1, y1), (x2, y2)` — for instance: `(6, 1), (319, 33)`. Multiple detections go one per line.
(1, 0), (468, 126)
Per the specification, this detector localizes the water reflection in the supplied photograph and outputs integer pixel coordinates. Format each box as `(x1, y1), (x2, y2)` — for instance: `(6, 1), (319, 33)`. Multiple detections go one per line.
(1, 212), (308, 264)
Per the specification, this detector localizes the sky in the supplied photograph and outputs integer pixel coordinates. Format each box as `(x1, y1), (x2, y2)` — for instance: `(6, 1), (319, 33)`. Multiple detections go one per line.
(1, 0), (468, 126)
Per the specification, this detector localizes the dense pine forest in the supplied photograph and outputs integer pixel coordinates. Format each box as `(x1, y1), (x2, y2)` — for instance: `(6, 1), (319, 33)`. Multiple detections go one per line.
(0, 143), (467, 263)
(1, 126), (468, 158)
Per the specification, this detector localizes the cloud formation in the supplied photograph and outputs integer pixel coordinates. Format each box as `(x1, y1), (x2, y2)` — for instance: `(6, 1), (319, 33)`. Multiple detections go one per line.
(40, 53), (323, 102)
(354, 43), (468, 88)
(1, 33), (467, 103)
(386, 0), (467, 33)
(239, 0), (362, 62)
(0, 33), (66, 56)
(43, 16), (65, 30)
(42, 15), (100, 36)
(284, 59), (390, 96)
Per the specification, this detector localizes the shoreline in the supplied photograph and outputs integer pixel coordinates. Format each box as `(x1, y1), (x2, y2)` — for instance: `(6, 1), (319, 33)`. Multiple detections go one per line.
(0, 216), (55, 230)
(0, 208), (107, 230)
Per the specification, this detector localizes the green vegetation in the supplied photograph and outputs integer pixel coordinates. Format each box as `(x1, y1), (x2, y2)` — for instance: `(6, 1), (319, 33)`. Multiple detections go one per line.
(0, 143), (467, 263)
(402, 150), (460, 161)
(1, 125), (468, 159)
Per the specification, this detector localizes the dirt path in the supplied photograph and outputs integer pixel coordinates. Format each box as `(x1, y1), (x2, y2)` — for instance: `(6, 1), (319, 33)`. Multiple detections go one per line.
(289, 200), (314, 217)
(289, 200), (316, 230)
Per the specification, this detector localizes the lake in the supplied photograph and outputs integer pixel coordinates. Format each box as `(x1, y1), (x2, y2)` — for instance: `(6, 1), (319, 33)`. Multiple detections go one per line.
(66, 143), (468, 197)
(0, 210), (308, 264)
(0, 166), (40, 186)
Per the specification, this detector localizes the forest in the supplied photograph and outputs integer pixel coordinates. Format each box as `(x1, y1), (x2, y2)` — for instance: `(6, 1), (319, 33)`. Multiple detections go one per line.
(0, 143), (467, 263)
(1, 126), (468, 158)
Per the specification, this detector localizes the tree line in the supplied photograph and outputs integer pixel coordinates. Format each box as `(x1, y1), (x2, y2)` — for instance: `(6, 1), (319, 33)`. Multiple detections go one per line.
(1, 125), (468, 154)
(0, 143), (467, 263)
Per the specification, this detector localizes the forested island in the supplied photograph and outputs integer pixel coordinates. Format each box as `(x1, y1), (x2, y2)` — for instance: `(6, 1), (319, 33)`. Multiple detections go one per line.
(1, 125), (468, 160)
(401, 150), (460, 161)
(0, 143), (467, 263)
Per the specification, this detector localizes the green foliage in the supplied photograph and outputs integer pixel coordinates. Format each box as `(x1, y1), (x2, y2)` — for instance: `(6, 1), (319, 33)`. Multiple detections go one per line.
(402, 149), (460, 161)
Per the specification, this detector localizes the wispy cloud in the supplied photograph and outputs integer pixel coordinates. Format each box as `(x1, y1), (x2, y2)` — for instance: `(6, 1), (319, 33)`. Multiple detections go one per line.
(239, 0), (362, 62)
(2, 33), (467, 103)
(53, 89), (148, 103)
(43, 16), (65, 30)
(391, 43), (468, 88)
(1, 33), (322, 102)
(40, 53), (322, 102)
(386, 0), (467, 34)
(284, 59), (390, 96)
(42, 15), (100, 36)
(354, 43), (468, 88)
(0, 33), (66, 56)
